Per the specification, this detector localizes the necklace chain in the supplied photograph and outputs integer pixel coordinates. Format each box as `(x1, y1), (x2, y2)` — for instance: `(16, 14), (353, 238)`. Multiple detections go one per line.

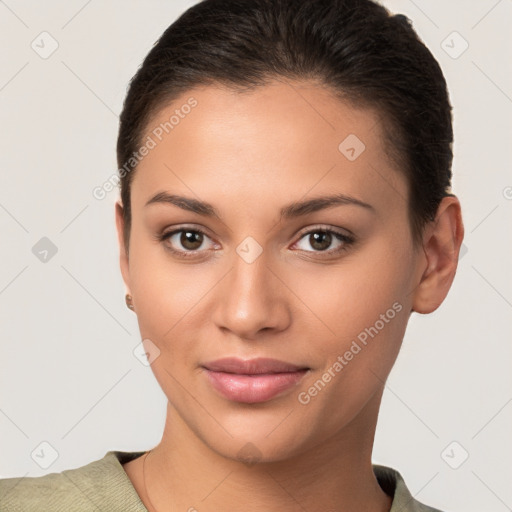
(142, 449), (159, 512)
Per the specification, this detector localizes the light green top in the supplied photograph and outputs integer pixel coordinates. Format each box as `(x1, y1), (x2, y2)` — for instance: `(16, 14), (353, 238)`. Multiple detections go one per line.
(0, 450), (445, 511)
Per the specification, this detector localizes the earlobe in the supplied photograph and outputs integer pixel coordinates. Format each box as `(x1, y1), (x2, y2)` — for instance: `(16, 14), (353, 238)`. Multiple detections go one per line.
(411, 196), (465, 314)
(115, 200), (131, 295)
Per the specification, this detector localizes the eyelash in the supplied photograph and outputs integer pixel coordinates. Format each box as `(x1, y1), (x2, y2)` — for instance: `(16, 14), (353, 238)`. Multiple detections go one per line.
(157, 225), (355, 259)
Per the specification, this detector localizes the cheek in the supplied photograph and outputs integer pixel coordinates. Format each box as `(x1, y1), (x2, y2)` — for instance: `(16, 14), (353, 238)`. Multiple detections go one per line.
(294, 298), (408, 439)
(289, 236), (411, 400)
(127, 232), (206, 344)
(288, 239), (412, 345)
(296, 267), (407, 388)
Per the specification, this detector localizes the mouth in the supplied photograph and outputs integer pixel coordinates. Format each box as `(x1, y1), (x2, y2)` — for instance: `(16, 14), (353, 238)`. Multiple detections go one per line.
(201, 357), (310, 404)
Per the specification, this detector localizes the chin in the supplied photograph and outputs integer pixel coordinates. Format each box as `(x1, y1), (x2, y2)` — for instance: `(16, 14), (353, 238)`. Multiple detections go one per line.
(198, 423), (312, 466)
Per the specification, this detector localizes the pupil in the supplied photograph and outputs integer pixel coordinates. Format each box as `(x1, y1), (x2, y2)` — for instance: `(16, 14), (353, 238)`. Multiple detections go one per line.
(311, 232), (331, 251)
(181, 231), (202, 250)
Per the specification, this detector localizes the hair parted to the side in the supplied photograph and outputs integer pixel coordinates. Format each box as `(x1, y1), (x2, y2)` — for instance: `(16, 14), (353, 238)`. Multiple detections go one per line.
(116, 0), (454, 256)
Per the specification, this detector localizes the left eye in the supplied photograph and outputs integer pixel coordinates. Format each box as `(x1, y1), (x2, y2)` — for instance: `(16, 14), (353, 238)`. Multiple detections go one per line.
(293, 229), (353, 253)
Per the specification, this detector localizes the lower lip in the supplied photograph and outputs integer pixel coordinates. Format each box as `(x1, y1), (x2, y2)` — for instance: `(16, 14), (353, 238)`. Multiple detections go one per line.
(203, 369), (309, 404)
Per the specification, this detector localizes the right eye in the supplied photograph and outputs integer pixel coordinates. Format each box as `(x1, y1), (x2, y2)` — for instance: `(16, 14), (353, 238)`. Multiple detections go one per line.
(160, 227), (217, 258)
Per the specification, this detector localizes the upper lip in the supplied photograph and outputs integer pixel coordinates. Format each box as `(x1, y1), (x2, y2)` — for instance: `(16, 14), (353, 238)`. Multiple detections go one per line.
(202, 357), (309, 374)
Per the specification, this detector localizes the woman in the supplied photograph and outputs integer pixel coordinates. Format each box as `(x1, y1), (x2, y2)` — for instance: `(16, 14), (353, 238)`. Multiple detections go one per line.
(0, 0), (464, 510)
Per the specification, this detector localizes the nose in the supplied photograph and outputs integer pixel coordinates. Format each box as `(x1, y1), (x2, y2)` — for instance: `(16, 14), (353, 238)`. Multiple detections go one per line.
(211, 246), (292, 340)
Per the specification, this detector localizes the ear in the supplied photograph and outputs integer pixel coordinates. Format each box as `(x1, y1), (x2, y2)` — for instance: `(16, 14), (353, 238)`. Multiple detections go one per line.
(411, 195), (465, 314)
(115, 200), (131, 295)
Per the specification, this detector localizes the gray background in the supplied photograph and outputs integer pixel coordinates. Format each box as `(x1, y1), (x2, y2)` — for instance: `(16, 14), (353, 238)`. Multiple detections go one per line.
(0, 1), (511, 511)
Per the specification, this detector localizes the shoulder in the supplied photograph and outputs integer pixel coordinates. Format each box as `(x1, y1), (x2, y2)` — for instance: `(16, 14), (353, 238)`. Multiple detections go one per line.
(373, 464), (448, 512)
(0, 450), (148, 512)
(0, 470), (66, 512)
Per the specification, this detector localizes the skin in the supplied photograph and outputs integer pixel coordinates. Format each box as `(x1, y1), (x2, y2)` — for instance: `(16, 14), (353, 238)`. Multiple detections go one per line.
(115, 78), (464, 512)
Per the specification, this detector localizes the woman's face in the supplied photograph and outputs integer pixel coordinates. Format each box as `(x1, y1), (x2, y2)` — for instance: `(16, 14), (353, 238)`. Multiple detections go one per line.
(116, 79), (427, 462)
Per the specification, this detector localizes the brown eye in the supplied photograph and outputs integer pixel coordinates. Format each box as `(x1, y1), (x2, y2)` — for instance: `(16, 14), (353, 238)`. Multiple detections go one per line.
(160, 228), (215, 257)
(293, 227), (355, 256)
(308, 231), (333, 251)
(178, 230), (204, 250)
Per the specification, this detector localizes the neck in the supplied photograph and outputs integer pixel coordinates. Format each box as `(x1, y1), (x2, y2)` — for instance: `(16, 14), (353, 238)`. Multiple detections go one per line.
(142, 390), (391, 512)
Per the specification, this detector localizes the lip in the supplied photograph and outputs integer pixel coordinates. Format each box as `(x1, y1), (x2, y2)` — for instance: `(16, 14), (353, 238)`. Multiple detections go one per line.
(201, 357), (310, 404)
(202, 357), (307, 374)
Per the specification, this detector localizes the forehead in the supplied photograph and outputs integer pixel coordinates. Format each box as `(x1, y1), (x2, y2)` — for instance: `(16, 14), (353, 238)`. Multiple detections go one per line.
(131, 79), (408, 217)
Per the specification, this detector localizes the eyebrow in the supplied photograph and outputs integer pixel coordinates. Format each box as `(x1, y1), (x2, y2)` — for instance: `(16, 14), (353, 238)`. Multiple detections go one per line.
(144, 191), (376, 219)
